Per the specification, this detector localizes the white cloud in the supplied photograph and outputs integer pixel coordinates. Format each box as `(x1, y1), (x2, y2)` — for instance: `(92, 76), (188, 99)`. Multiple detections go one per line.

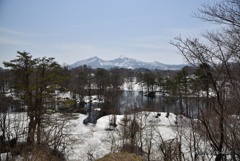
(0, 37), (31, 45)
(0, 26), (44, 37)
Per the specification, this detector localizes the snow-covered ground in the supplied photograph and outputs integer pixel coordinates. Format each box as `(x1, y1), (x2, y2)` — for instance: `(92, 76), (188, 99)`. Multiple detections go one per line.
(1, 112), (190, 160)
(64, 111), (192, 161)
(0, 111), (224, 161)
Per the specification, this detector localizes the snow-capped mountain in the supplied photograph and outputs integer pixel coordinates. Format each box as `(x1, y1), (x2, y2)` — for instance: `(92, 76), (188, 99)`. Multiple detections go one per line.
(69, 56), (186, 70)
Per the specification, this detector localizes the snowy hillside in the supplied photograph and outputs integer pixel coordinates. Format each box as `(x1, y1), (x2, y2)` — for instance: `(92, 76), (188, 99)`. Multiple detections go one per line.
(65, 112), (192, 161)
(1, 111), (215, 161)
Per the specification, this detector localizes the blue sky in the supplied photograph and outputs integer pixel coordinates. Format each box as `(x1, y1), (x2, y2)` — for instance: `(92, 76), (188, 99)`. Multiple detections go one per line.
(0, 0), (219, 67)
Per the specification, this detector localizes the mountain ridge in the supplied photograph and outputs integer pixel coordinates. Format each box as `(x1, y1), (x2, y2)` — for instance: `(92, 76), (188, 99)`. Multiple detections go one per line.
(69, 56), (186, 70)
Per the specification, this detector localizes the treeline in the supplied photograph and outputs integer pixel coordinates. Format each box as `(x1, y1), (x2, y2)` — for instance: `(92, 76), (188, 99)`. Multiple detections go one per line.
(0, 52), (195, 113)
(0, 54), (203, 115)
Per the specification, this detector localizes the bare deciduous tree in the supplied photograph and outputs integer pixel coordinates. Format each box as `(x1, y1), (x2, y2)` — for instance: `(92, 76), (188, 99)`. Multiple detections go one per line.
(171, 0), (240, 160)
